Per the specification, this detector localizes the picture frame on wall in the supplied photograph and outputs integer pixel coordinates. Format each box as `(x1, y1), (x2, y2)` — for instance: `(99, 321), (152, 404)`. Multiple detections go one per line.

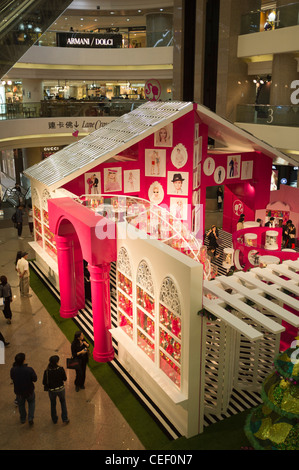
(171, 143), (188, 169)
(194, 123), (199, 141)
(170, 197), (188, 221)
(193, 137), (202, 168)
(85, 172), (101, 195)
(241, 160), (253, 180)
(167, 171), (189, 196)
(124, 169), (140, 193)
(148, 181), (164, 204)
(214, 166), (225, 184)
(103, 167), (122, 192)
(203, 157), (215, 176)
(154, 123), (173, 147)
(193, 168), (198, 189)
(145, 149), (166, 177)
(227, 155), (241, 179)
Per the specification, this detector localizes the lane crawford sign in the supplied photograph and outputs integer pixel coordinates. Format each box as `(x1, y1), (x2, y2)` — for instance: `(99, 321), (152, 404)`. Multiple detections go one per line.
(56, 32), (122, 48)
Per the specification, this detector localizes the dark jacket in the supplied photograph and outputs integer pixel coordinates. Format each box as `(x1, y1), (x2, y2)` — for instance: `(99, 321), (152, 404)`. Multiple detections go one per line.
(0, 282), (12, 299)
(42, 366), (67, 390)
(10, 364), (37, 397)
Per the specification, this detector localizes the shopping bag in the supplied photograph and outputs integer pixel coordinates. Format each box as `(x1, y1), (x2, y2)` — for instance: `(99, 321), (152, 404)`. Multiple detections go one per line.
(66, 357), (80, 369)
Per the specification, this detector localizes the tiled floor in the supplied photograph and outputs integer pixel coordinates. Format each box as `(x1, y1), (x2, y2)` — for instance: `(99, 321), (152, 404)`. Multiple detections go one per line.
(0, 212), (144, 450)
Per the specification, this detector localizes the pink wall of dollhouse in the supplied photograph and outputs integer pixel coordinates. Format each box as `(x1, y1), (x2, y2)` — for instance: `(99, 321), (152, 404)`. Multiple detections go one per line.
(62, 109), (272, 236)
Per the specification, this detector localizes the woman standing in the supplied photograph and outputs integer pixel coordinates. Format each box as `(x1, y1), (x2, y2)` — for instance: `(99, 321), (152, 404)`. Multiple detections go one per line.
(43, 355), (69, 424)
(71, 331), (90, 392)
(0, 275), (13, 324)
(207, 225), (220, 259)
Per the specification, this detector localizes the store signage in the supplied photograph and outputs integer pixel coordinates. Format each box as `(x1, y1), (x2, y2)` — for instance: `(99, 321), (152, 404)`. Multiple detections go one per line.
(56, 32), (122, 49)
(233, 199), (244, 217)
(291, 80), (299, 104)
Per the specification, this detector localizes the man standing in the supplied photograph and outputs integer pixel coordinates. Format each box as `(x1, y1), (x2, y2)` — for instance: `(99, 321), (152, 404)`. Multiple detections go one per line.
(16, 252), (32, 298)
(10, 353), (37, 425)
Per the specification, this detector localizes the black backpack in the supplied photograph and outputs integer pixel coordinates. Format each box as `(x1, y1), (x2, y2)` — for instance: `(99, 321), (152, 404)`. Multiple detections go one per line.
(11, 212), (17, 224)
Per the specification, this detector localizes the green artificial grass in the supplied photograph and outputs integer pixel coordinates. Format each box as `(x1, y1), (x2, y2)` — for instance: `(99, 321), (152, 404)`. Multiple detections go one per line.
(30, 266), (253, 450)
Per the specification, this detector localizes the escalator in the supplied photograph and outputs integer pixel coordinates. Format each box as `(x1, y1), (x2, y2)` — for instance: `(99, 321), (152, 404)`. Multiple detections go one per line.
(0, 0), (73, 78)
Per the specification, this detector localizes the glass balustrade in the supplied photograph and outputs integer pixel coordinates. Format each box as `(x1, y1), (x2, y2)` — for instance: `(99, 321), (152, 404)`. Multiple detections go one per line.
(236, 104), (299, 127)
(240, 3), (299, 35)
(0, 99), (146, 120)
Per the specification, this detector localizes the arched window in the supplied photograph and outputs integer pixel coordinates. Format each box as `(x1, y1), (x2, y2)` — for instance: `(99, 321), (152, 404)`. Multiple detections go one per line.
(159, 276), (182, 388)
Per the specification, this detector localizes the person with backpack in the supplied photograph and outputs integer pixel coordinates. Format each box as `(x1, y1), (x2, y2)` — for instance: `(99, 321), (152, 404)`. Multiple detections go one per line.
(42, 355), (69, 424)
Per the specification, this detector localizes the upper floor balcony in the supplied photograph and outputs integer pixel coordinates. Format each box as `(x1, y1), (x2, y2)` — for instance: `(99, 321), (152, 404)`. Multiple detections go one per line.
(238, 3), (299, 59)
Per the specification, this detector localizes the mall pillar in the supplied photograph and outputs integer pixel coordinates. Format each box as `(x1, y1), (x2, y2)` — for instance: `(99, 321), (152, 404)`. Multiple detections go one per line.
(88, 263), (114, 362)
(55, 235), (78, 318)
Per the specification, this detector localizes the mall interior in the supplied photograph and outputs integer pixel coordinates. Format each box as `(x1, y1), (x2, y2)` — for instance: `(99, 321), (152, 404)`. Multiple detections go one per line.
(0, 0), (299, 452)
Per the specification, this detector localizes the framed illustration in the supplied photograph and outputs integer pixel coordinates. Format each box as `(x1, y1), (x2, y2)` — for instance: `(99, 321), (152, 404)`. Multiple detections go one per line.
(167, 171), (189, 196)
(214, 166), (225, 184)
(85, 172), (101, 195)
(170, 197), (188, 221)
(154, 123), (173, 147)
(193, 137), (202, 168)
(124, 169), (140, 193)
(197, 164), (201, 187)
(171, 143), (188, 169)
(145, 149), (166, 177)
(227, 155), (241, 179)
(203, 157), (215, 176)
(193, 169), (198, 190)
(241, 160), (253, 180)
(103, 167), (122, 192)
(148, 181), (164, 205)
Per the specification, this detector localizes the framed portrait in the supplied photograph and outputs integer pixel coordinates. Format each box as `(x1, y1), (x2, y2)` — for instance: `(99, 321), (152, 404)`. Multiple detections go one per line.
(171, 143), (188, 169)
(193, 137), (202, 168)
(154, 123), (173, 147)
(85, 172), (101, 195)
(203, 157), (215, 176)
(145, 149), (166, 177)
(241, 160), (253, 180)
(214, 166), (226, 184)
(124, 169), (140, 193)
(197, 164), (201, 187)
(167, 171), (189, 196)
(103, 167), (122, 192)
(148, 181), (164, 205)
(227, 154), (241, 179)
(170, 197), (188, 221)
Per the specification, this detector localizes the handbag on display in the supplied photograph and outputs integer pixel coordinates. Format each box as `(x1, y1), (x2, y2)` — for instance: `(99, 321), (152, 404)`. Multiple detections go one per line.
(66, 357), (80, 369)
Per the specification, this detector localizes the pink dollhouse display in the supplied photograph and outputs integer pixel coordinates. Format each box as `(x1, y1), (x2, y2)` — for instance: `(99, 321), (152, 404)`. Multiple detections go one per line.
(24, 101), (299, 439)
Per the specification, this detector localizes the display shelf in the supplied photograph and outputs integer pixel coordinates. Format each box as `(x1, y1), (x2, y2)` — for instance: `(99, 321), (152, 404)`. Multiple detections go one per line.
(118, 292), (133, 318)
(119, 311), (133, 340)
(33, 205), (41, 220)
(159, 303), (181, 340)
(110, 326), (187, 404)
(136, 285), (155, 317)
(117, 271), (132, 296)
(137, 308), (155, 339)
(137, 329), (155, 362)
(160, 351), (181, 388)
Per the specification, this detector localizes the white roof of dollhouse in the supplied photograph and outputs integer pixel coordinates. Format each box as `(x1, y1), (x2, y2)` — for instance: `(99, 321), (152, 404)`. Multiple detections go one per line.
(23, 100), (296, 190)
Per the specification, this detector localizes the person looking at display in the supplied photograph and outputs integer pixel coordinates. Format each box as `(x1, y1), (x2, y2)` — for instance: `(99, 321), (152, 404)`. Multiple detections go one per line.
(207, 225), (220, 259)
(285, 220), (296, 249)
(71, 331), (90, 392)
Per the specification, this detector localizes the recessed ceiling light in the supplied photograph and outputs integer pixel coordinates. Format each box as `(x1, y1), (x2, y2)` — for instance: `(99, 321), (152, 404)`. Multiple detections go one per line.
(110, 11), (114, 14)
(160, 8), (164, 11)
(127, 18), (130, 21)
(138, 9), (142, 12)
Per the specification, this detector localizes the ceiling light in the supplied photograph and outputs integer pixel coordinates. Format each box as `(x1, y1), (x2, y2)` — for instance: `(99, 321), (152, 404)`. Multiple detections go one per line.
(110, 11), (114, 14)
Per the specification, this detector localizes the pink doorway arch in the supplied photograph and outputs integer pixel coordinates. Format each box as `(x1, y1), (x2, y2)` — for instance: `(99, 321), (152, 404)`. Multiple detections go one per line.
(48, 197), (117, 362)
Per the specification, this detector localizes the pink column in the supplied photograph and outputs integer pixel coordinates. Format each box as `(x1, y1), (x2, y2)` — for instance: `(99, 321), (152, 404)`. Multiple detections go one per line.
(55, 235), (78, 318)
(88, 263), (114, 362)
